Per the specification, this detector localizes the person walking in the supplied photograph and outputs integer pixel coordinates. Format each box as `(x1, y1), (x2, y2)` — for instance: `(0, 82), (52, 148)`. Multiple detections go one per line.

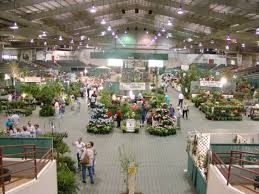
(72, 137), (85, 171)
(176, 107), (182, 129)
(178, 92), (184, 108)
(90, 91), (97, 108)
(165, 94), (170, 107)
(183, 102), (189, 119)
(54, 100), (60, 117)
(89, 141), (97, 175)
(169, 104), (175, 117)
(80, 143), (94, 184)
(140, 103), (147, 127)
(115, 108), (122, 128)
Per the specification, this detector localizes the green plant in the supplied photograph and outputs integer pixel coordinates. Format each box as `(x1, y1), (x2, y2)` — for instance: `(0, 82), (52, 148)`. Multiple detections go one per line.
(58, 156), (76, 173)
(57, 168), (78, 194)
(39, 105), (54, 117)
(99, 89), (112, 107)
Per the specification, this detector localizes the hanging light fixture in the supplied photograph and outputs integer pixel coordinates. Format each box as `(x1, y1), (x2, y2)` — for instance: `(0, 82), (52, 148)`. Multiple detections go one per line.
(225, 45), (229, 50)
(107, 25), (112, 31)
(70, 39), (74, 44)
(177, 1), (184, 15)
(154, 35), (158, 40)
(184, 45), (186, 49)
(161, 26), (166, 32)
(210, 39), (215, 44)
(101, 17), (106, 25)
(190, 45), (193, 48)
(90, 4), (96, 13)
(112, 31), (115, 36)
(44, 41), (47, 46)
(198, 42), (202, 47)
(115, 34), (118, 39)
(157, 32), (161, 37)
(256, 27), (259, 35)
(10, 0), (19, 30)
(30, 39), (34, 43)
(42, 31), (47, 37)
(79, 42), (82, 46)
(124, 30), (128, 34)
(241, 43), (245, 48)
(167, 19), (172, 26)
(10, 22), (19, 30)
(59, 36), (63, 41)
(226, 34), (231, 41)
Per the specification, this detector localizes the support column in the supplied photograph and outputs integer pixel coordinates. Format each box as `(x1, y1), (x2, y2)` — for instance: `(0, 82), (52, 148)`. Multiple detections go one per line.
(0, 44), (3, 62)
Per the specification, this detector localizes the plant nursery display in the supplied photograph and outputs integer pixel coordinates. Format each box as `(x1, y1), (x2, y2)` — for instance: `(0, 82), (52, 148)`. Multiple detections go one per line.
(87, 103), (113, 134)
(201, 98), (244, 121)
(146, 107), (176, 136)
(250, 106), (259, 120)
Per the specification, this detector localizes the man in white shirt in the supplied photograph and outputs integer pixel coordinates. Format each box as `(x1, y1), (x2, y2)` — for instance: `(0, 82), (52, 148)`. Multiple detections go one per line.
(178, 93), (184, 108)
(27, 121), (35, 136)
(11, 114), (19, 125)
(72, 137), (85, 170)
(80, 143), (94, 184)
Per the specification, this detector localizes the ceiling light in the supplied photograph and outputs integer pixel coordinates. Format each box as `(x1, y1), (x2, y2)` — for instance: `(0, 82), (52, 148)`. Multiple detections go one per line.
(44, 41), (47, 46)
(79, 42), (82, 46)
(112, 31), (115, 36)
(115, 35), (118, 39)
(256, 27), (259, 35)
(101, 18), (106, 25)
(154, 36), (157, 40)
(101, 31), (106, 36)
(87, 37), (90, 41)
(198, 42), (202, 47)
(146, 31), (149, 34)
(42, 31), (47, 37)
(225, 45), (229, 50)
(70, 39), (74, 44)
(167, 19), (172, 26)
(10, 22), (18, 30)
(190, 45), (193, 48)
(30, 39), (34, 43)
(187, 38), (193, 42)
(210, 39), (215, 44)
(166, 35), (169, 39)
(241, 43), (245, 48)
(206, 48), (209, 51)
(161, 26), (166, 32)
(59, 36), (63, 41)
(86, 44), (89, 48)
(90, 4), (96, 13)
(124, 30), (128, 34)
(226, 34), (231, 41)
(177, 6), (184, 15)
(107, 25), (112, 31)
(184, 46), (186, 49)
(80, 35), (85, 40)
(157, 32), (161, 37)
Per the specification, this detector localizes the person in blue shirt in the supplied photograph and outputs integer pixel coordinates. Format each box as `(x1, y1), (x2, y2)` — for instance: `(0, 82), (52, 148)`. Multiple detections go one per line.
(141, 103), (147, 127)
(165, 94), (170, 107)
(5, 117), (13, 130)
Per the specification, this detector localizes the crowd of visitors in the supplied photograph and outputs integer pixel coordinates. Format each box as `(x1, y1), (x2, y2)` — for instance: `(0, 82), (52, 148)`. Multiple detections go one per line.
(4, 117), (43, 137)
(73, 137), (97, 184)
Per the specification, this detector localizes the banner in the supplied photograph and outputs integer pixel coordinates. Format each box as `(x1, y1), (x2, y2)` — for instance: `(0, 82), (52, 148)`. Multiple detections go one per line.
(200, 81), (222, 88)
(24, 77), (41, 83)
(120, 82), (145, 90)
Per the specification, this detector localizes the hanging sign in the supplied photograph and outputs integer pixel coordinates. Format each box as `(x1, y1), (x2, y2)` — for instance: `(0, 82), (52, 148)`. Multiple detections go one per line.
(120, 82), (145, 90)
(24, 77), (41, 83)
(200, 81), (222, 88)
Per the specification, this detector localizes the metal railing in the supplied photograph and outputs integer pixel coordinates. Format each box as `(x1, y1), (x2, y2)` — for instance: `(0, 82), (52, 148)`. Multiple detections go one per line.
(212, 151), (259, 194)
(0, 144), (53, 194)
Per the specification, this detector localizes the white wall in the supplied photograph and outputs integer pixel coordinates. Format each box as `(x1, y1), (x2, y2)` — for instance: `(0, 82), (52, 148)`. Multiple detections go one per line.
(207, 165), (245, 194)
(7, 160), (57, 194)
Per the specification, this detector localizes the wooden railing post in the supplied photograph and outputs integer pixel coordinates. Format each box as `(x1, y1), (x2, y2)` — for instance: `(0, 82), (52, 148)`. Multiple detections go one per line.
(33, 145), (37, 179)
(227, 151), (233, 185)
(0, 149), (5, 194)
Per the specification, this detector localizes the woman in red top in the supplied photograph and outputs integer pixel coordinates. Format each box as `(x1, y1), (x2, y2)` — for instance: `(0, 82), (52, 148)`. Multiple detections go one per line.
(115, 109), (122, 128)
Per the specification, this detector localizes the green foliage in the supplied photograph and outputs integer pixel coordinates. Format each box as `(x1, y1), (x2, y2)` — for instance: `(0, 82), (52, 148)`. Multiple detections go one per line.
(57, 168), (78, 194)
(39, 105), (54, 117)
(99, 89), (112, 107)
(147, 126), (176, 136)
(41, 132), (77, 194)
(20, 84), (40, 99)
(68, 82), (81, 98)
(87, 123), (113, 134)
(149, 94), (165, 108)
(255, 93), (259, 99)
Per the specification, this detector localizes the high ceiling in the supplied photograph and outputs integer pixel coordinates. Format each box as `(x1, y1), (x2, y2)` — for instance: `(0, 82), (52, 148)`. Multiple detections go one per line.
(0, 0), (259, 51)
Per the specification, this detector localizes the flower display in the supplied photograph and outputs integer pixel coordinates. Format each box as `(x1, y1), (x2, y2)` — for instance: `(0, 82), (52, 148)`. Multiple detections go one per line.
(147, 108), (176, 136)
(87, 103), (113, 134)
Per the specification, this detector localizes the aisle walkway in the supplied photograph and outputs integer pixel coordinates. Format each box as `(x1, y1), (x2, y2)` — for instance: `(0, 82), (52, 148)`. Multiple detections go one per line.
(0, 97), (196, 194)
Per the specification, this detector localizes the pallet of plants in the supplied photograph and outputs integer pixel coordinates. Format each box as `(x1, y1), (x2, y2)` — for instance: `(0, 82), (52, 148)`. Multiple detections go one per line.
(146, 107), (177, 136)
(87, 103), (113, 134)
(250, 106), (259, 120)
(192, 93), (208, 108)
(201, 99), (243, 121)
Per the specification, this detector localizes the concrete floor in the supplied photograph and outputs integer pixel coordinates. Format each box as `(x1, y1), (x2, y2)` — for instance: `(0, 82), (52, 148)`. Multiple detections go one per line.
(1, 87), (259, 194)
